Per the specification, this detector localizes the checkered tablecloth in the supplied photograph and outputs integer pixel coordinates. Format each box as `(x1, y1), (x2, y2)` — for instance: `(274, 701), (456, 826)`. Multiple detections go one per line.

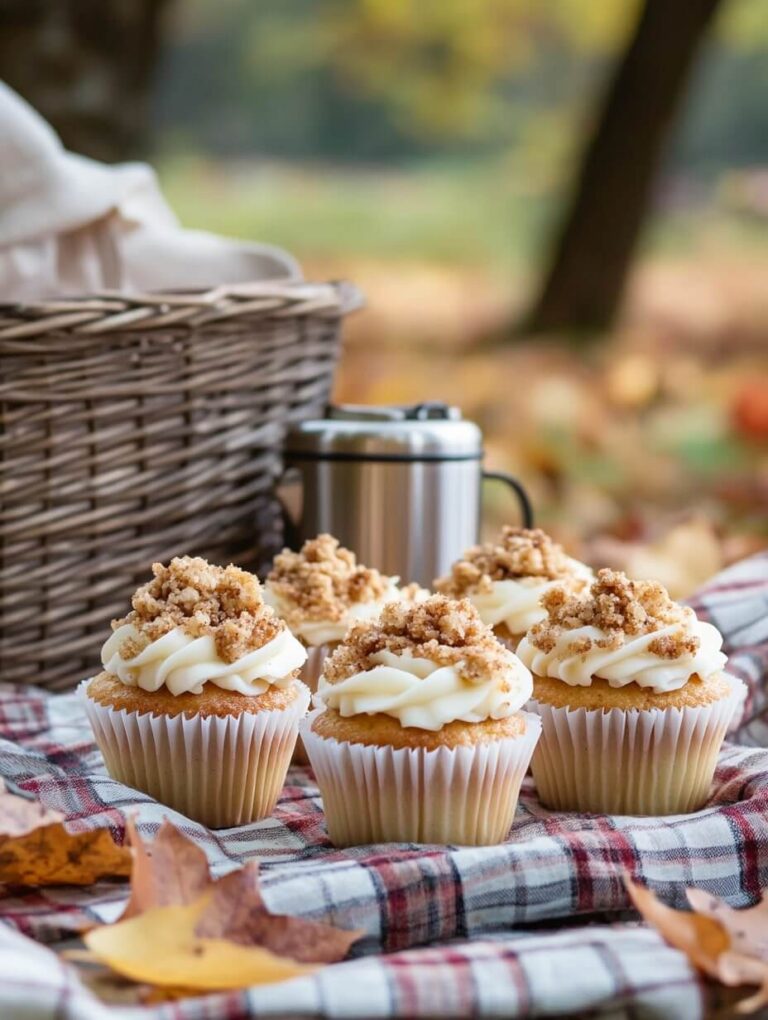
(1, 552), (767, 1019)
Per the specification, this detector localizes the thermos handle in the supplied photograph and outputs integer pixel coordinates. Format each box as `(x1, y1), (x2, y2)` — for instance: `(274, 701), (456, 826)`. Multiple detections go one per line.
(482, 470), (534, 529)
(275, 463), (303, 552)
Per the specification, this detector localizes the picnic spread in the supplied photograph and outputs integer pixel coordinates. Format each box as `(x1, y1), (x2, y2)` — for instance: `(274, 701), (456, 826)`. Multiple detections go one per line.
(0, 551), (766, 1018)
(2, 80), (768, 1020)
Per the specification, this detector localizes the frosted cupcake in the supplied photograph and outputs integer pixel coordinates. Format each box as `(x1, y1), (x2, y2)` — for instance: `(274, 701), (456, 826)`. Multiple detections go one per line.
(435, 527), (592, 650)
(82, 556), (309, 828)
(301, 594), (541, 846)
(264, 534), (425, 695)
(518, 569), (744, 816)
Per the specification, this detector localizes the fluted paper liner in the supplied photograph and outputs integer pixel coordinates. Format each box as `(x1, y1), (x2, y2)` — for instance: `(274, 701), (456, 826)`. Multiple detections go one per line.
(80, 680), (310, 828)
(300, 643), (336, 695)
(529, 674), (745, 815)
(293, 643), (336, 765)
(301, 709), (541, 846)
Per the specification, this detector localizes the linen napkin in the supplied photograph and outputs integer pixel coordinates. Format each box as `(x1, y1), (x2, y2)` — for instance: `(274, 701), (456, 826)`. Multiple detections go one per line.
(0, 82), (300, 302)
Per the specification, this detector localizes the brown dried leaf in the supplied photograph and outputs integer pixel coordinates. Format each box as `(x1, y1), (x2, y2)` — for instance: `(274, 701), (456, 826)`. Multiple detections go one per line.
(0, 780), (131, 887)
(122, 821), (362, 965)
(196, 863), (363, 964)
(626, 877), (768, 1014)
(120, 817), (211, 920)
(687, 889), (768, 963)
(718, 953), (768, 1014)
(625, 877), (729, 979)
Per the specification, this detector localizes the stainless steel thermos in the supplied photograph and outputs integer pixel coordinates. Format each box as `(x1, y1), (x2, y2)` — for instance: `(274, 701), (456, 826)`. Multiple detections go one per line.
(280, 403), (532, 588)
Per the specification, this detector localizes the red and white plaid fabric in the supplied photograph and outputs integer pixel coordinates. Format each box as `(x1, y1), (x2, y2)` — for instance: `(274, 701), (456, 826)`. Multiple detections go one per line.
(1, 552), (767, 1019)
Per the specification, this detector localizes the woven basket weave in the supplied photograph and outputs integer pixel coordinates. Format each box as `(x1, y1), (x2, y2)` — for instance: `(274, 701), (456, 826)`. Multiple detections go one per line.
(0, 281), (360, 690)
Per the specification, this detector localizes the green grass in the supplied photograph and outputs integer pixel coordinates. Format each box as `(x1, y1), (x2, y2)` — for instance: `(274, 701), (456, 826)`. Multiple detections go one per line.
(158, 155), (768, 268)
(157, 156), (553, 267)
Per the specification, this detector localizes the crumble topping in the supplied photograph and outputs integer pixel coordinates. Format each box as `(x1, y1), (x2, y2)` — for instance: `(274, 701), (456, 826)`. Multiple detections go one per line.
(112, 556), (282, 665)
(323, 594), (515, 688)
(528, 568), (699, 659)
(266, 534), (393, 627)
(435, 527), (583, 596)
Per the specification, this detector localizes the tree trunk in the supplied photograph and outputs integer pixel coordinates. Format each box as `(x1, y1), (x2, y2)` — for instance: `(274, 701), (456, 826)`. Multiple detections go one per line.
(0, 0), (172, 162)
(523, 0), (723, 337)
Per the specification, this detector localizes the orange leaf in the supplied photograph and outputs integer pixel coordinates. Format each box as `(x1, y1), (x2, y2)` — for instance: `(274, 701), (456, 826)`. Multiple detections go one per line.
(0, 780), (131, 887)
(625, 877), (768, 1015)
(718, 953), (768, 1014)
(625, 877), (729, 978)
(687, 889), (768, 963)
(120, 817), (211, 920)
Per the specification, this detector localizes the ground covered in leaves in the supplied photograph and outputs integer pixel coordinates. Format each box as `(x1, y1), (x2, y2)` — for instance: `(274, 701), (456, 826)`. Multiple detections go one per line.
(324, 255), (768, 597)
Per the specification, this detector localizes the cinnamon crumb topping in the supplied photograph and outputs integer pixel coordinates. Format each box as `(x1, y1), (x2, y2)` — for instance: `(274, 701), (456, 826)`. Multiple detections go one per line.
(266, 534), (394, 626)
(434, 527), (585, 597)
(113, 556), (282, 664)
(323, 594), (515, 687)
(529, 568), (699, 658)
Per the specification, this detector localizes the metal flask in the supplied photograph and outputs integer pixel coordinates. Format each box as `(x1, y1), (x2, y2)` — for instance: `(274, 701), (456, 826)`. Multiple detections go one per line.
(281, 403), (532, 588)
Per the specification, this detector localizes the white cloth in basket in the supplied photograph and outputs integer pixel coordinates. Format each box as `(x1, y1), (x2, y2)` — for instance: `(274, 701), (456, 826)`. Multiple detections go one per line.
(0, 82), (301, 301)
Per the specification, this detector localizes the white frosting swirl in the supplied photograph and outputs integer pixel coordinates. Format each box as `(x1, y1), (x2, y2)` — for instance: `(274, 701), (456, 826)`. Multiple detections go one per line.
(517, 613), (726, 693)
(316, 648), (532, 731)
(467, 560), (593, 636)
(102, 623), (307, 697)
(264, 578), (411, 646)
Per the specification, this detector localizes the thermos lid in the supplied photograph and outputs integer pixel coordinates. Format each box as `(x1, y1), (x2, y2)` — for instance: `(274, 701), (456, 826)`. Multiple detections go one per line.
(285, 402), (483, 460)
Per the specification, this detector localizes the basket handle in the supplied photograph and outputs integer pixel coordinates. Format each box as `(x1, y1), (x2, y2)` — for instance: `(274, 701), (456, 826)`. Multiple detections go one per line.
(333, 280), (365, 316)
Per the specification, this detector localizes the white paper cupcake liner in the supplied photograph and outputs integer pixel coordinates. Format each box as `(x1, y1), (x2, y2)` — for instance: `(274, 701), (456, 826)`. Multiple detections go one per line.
(292, 644), (336, 764)
(528, 673), (746, 816)
(300, 644), (335, 695)
(80, 679), (310, 828)
(301, 708), (542, 846)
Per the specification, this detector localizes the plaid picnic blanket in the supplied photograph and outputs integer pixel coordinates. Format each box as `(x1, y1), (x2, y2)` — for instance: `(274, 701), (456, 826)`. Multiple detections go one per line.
(1, 551), (767, 1019)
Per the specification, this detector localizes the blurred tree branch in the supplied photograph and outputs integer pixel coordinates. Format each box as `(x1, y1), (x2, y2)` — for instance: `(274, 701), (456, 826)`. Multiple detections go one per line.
(522, 0), (723, 338)
(0, 0), (173, 162)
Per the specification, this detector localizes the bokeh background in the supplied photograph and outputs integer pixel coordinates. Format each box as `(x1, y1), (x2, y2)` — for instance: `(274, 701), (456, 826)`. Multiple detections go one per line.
(3, 0), (768, 595)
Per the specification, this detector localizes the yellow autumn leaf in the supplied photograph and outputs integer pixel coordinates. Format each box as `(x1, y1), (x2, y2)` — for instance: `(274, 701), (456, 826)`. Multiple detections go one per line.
(84, 895), (316, 992)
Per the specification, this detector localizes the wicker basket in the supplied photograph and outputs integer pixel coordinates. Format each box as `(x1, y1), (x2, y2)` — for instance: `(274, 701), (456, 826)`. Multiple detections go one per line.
(0, 281), (360, 690)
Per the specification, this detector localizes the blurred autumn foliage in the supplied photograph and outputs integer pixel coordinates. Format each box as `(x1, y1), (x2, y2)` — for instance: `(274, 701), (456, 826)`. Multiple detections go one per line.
(324, 254), (768, 595)
(2, 0), (767, 593)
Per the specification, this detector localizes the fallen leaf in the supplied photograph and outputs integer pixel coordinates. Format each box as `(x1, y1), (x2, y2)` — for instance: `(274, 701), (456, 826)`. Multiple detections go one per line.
(717, 953), (768, 1014)
(197, 863), (363, 964)
(121, 821), (362, 965)
(0, 780), (131, 886)
(687, 889), (768, 963)
(625, 877), (728, 979)
(732, 378), (768, 441)
(85, 895), (315, 992)
(77, 818), (362, 997)
(120, 818), (210, 919)
(625, 877), (768, 1014)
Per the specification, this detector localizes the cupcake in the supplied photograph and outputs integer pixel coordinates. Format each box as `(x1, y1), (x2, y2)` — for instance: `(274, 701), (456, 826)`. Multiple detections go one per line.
(517, 569), (744, 816)
(435, 527), (592, 650)
(301, 594), (541, 846)
(81, 556), (309, 828)
(264, 534), (426, 696)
